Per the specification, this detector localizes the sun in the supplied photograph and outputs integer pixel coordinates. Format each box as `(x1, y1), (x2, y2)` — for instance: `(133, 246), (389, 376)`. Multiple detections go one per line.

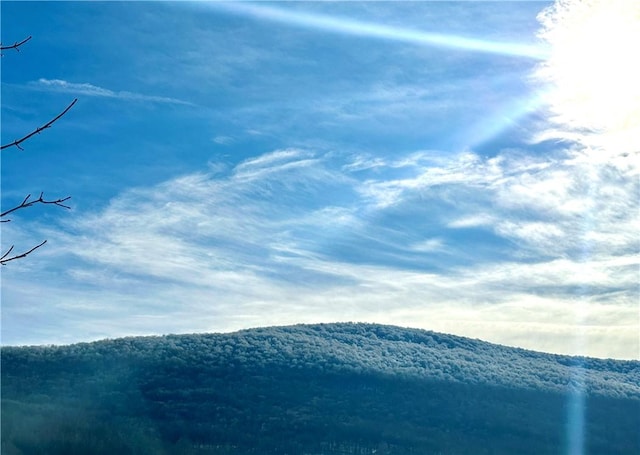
(536, 0), (640, 152)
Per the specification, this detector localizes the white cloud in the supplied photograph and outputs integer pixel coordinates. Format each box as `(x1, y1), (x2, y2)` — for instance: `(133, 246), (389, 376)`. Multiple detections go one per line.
(212, 135), (234, 145)
(409, 238), (446, 253)
(234, 149), (316, 178)
(3, 143), (638, 358)
(31, 78), (194, 106)
(448, 215), (495, 229)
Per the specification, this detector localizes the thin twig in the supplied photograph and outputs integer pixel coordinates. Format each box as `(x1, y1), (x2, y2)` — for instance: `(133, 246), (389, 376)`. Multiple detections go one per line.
(1, 192), (71, 221)
(1, 98), (78, 151)
(0, 240), (47, 265)
(0, 35), (32, 53)
(1, 36), (72, 265)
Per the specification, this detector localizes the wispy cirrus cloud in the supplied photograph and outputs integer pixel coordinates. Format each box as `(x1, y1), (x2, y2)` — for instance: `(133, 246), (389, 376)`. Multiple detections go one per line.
(30, 78), (194, 106)
(3, 145), (638, 358)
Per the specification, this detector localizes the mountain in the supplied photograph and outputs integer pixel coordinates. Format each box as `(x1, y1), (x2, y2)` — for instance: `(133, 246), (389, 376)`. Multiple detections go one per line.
(2, 323), (639, 454)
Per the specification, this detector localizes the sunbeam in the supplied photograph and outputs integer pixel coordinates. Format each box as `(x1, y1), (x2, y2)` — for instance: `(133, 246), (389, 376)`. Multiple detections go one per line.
(206, 2), (549, 61)
(464, 92), (546, 149)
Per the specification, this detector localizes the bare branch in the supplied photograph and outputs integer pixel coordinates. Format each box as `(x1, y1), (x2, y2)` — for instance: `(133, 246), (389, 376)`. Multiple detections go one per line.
(0, 35), (32, 54)
(1, 240), (47, 265)
(1, 98), (78, 151)
(1, 36), (74, 266)
(1, 192), (71, 221)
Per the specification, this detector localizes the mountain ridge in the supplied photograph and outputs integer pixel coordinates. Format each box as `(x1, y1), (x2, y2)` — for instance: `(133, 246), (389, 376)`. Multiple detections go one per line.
(2, 322), (639, 454)
(5, 322), (638, 397)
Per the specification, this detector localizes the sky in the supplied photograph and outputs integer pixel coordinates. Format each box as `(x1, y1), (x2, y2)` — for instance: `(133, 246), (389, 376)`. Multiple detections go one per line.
(1, 1), (638, 359)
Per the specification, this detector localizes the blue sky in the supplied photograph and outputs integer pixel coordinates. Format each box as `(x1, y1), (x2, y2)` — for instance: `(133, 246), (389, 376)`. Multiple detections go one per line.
(1, 1), (638, 359)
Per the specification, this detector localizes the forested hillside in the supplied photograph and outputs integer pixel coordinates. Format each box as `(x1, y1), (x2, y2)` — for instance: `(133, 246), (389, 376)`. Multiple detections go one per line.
(2, 323), (639, 454)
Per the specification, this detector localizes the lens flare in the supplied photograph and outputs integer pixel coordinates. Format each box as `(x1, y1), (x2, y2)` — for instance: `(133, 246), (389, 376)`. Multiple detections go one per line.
(208, 2), (549, 61)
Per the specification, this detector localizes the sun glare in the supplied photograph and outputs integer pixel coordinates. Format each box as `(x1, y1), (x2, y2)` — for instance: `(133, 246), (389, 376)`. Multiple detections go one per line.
(537, 0), (640, 152)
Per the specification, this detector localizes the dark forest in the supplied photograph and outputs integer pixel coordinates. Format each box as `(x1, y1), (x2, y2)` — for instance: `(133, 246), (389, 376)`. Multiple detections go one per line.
(2, 323), (639, 454)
